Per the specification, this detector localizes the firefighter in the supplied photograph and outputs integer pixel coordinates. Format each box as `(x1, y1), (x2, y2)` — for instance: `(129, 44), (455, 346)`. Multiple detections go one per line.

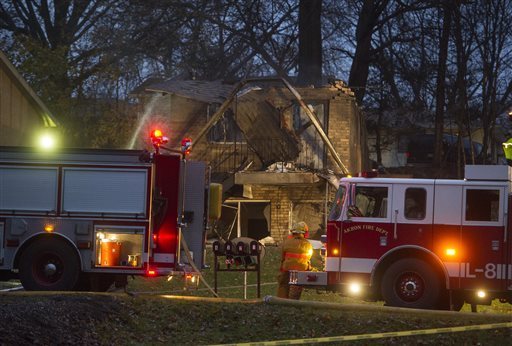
(277, 221), (313, 299)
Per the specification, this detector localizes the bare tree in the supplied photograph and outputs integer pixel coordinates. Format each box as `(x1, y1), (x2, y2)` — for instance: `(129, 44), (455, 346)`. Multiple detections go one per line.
(433, 1), (452, 168)
(297, 0), (322, 86)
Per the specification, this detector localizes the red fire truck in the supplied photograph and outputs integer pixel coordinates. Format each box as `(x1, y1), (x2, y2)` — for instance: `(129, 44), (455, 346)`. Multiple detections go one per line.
(0, 131), (218, 291)
(290, 165), (512, 310)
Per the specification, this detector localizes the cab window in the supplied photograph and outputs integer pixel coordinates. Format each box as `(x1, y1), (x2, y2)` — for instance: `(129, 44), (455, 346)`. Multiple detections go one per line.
(328, 185), (346, 221)
(350, 186), (388, 218)
(404, 188), (426, 220)
(465, 189), (500, 222)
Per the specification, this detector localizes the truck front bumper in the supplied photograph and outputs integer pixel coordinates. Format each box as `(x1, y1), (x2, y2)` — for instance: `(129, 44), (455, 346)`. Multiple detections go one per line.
(289, 270), (327, 286)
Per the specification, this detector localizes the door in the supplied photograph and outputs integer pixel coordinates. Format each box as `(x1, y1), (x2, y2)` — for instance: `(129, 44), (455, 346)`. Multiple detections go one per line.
(391, 184), (434, 248)
(460, 185), (507, 292)
(220, 201), (271, 241)
(341, 183), (393, 274)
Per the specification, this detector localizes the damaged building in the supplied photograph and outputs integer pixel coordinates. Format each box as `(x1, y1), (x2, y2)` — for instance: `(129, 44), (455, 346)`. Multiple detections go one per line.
(134, 77), (368, 243)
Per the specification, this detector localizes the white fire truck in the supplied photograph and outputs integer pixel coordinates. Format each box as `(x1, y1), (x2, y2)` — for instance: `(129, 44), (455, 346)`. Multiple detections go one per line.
(0, 132), (217, 291)
(290, 165), (512, 310)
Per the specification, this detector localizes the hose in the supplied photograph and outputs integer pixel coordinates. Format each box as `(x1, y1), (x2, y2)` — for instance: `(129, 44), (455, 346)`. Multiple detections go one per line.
(180, 231), (220, 298)
(262, 295), (501, 317)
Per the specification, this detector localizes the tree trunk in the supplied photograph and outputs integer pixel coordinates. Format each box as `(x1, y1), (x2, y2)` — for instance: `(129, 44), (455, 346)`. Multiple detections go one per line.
(297, 0), (323, 87)
(433, 1), (452, 168)
(452, 2), (470, 177)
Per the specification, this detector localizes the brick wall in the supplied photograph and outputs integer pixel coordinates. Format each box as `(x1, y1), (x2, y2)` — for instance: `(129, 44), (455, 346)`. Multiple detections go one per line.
(240, 183), (327, 243)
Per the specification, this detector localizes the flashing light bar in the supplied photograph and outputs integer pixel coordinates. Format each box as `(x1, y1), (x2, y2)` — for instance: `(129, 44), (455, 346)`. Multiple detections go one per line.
(359, 170), (378, 178)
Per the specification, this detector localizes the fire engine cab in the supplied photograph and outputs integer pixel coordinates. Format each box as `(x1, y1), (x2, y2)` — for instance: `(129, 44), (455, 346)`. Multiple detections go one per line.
(290, 165), (512, 310)
(0, 131), (217, 291)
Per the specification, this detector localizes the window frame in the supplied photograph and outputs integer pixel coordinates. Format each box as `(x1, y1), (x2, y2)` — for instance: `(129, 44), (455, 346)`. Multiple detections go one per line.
(348, 183), (392, 222)
(462, 186), (504, 226)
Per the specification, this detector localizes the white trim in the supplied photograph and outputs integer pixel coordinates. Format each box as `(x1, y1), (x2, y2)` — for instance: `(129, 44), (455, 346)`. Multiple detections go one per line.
(153, 253), (175, 263)
(325, 257), (376, 273)
(443, 261), (460, 277)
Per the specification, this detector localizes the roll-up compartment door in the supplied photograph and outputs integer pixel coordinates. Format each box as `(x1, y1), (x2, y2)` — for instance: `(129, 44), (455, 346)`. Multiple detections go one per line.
(61, 168), (148, 217)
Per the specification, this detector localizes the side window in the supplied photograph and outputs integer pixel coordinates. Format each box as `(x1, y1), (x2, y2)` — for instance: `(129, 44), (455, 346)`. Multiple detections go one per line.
(465, 189), (500, 222)
(328, 186), (346, 221)
(350, 186), (388, 218)
(404, 188), (426, 220)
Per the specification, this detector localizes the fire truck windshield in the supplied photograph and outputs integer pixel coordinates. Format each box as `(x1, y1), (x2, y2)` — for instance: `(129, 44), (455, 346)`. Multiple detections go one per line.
(328, 185), (347, 221)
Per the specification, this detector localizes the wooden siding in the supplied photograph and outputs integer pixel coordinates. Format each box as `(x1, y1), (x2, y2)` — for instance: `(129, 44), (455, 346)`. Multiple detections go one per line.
(0, 51), (57, 146)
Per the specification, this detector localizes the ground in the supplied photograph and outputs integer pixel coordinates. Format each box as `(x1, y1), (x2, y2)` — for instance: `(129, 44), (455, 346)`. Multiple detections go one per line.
(1, 291), (511, 346)
(0, 293), (121, 345)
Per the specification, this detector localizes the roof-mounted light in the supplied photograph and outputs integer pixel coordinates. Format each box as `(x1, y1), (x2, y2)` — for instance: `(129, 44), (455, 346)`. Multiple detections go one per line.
(181, 137), (192, 157)
(359, 170), (378, 178)
(150, 129), (169, 154)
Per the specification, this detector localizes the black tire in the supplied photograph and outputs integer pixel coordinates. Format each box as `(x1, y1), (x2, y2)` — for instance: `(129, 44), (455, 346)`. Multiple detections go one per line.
(381, 258), (441, 309)
(19, 237), (80, 291)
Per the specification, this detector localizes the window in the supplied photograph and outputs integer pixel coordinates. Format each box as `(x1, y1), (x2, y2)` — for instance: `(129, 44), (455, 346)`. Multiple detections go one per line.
(293, 102), (325, 132)
(465, 189), (500, 222)
(350, 186), (388, 218)
(404, 188), (426, 220)
(328, 185), (346, 221)
(207, 107), (244, 143)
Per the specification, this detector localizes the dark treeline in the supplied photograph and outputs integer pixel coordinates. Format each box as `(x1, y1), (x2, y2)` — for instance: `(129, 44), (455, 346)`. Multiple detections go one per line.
(0, 0), (511, 165)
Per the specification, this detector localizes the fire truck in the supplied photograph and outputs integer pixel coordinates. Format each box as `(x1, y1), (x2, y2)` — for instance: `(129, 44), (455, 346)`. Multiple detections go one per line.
(0, 131), (219, 291)
(290, 165), (512, 310)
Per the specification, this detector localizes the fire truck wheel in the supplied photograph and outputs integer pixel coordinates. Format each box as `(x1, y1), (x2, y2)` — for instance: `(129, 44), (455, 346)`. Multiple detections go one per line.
(19, 238), (80, 291)
(381, 258), (440, 309)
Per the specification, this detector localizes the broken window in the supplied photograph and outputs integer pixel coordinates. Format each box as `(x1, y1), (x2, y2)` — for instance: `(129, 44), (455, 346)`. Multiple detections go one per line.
(207, 107), (244, 143)
(292, 102), (327, 169)
(292, 201), (325, 239)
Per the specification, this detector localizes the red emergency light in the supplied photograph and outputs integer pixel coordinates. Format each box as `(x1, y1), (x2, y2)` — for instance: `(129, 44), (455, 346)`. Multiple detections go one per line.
(150, 129), (169, 153)
(181, 137), (192, 156)
(359, 170), (378, 178)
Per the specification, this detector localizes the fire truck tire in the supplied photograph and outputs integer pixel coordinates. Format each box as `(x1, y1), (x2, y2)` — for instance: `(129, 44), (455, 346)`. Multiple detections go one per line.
(381, 258), (440, 309)
(19, 238), (80, 291)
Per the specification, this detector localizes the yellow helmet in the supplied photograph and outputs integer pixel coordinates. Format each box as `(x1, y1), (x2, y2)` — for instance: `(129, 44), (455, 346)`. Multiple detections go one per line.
(291, 221), (309, 234)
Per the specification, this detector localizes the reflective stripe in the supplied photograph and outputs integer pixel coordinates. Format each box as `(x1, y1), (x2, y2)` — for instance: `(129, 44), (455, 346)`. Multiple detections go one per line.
(284, 252), (309, 259)
(325, 257), (376, 273)
(280, 265), (306, 272)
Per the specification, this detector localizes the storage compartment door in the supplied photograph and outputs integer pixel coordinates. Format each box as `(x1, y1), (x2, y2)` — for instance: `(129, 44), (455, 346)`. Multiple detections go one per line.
(180, 161), (207, 269)
(62, 168), (148, 217)
(0, 166), (58, 214)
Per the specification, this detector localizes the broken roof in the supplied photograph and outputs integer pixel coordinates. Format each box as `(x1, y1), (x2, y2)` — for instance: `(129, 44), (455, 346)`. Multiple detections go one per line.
(145, 79), (235, 104)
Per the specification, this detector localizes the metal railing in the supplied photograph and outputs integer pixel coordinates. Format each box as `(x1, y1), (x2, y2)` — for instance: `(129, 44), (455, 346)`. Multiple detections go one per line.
(207, 138), (327, 175)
